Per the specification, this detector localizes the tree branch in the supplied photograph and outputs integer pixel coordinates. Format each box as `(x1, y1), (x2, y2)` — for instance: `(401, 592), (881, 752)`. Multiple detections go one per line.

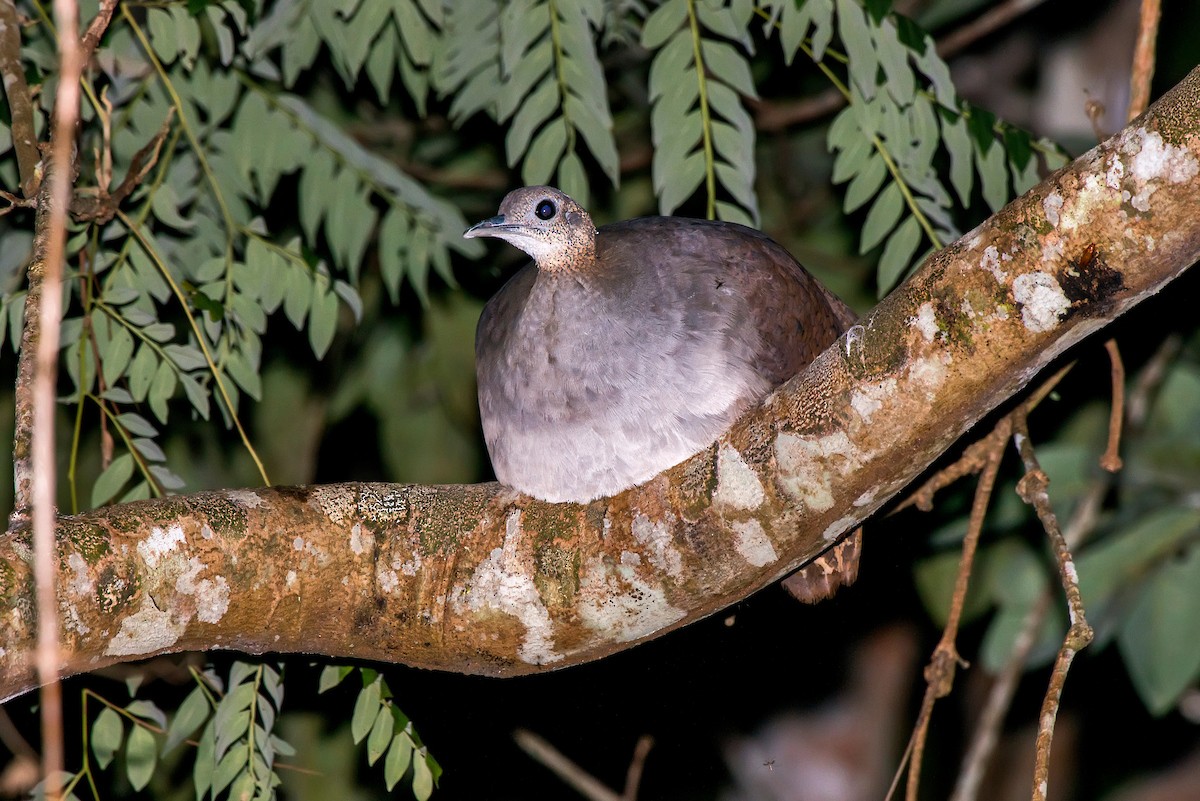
(0, 0), (41, 198)
(2, 66), (1199, 702)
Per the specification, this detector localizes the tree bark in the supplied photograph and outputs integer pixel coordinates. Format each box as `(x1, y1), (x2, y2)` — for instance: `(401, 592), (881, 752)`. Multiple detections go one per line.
(2, 67), (1199, 703)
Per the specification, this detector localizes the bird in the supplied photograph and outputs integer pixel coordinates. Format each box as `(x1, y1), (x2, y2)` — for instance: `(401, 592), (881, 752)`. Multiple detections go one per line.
(466, 186), (860, 599)
(467, 185), (858, 502)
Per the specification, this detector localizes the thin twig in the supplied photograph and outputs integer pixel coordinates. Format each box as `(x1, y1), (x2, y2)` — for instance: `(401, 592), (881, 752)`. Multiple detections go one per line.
(34, 0), (86, 796)
(936, 0), (1049, 60)
(949, 476), (1104, 801)
(0, 0), (40, 197)
(950, 591), (1054, 801)
(903, 415), (1010, 801)
(1127, 0), (1161, 121)
(1010, 414), (1094, 801)
(71, 109), (175, 223)
(1125, 335), (1181, 433)
(621, 735), (654, 801)
(515, 729), (653, 801)
(1099, 339), (1125, 472)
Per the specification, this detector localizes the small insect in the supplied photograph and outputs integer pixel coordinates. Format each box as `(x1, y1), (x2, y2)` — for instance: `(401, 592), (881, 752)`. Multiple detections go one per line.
(763, 760), (775, 771)
(1070, 243), (1098, 274)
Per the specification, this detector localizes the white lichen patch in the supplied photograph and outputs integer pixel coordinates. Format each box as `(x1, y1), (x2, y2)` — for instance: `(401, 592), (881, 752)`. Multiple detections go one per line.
(310, 485), (356, 524)
(1128, 128), (1200, 184)
(453, 510), (562, 665)
(980, 246), (1009, 284)
(1012, 272), (1070, 332)
(66, 552), (94, 597)
(713, 445), (765, 511)
(175, 557), (206, 594)
(174, 558), (230, 624)
(377, 565), (399, 593)
(774, 432), (862, 513)
(1057, 172), (1111, 231)
(823, 517), (857, 542)
(106, 601), (186, 656)
(286, 570), (297, 588)
(1040, 235), (1065, 266)
(631, 512), (683, 579)
(850, 378), (896, 424)
(1105, 153), (1125, 190)
(349, 522), (373, 556)
(138, 524), (186, 569)
(396, 553), (422, 576)
(61, 602), (89, 635)
(732, 520), (777, 567)
(194, 577), (230, 623)
(227, 489), (264, 508)
(620, 551), (642, 567)
(912, 302), (939, 342)
(291, 536), (331, 566)
(577, 556), (685, 643)
(1042, 192), (1063, 226)
(200, 524), (214, 540)
(854, 489), (877, 507)
(908, 353), (950, 397)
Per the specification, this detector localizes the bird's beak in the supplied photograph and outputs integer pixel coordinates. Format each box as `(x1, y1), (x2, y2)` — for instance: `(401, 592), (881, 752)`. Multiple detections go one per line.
(464, 215), (508, 239)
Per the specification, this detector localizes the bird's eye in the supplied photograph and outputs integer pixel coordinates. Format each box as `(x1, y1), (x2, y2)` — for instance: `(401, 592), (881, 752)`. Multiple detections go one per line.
(535, 199), (556, 220)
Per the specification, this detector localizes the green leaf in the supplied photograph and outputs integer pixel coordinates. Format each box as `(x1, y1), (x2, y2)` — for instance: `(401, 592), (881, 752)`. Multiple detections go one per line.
(384, 734), (414, 791)
(318, 665), (354, 693)
(125, 725), (157, 791)
(178, 372), (211, 420)
(941, 110), (974, 206)
(165, 686), (211, 755)
(843, 152), (887, 213)
(149, 361), (176, 424)
(976, 135), (1010, 212)
(165, 343), (208, 371)
(642, 0), (685, 49)
(412, 751), (434, 801)
(876, 215), (922, 293)
(212, 751), (245, 798)
(860, 182), (904, 252)
(126, 699), (168, 729)
(366, 704), (393, 765)
(351, 678), (382, 743)
(1120, 544), (1200, 715)
(700, 40), (756, 98)
(102, 324), (135, 387)
(194, 720), (215, 801)
(308, 280), (339, 358)
(836, 0), (876, 98)
(92, 454), (135, 508)
(91, 707), (124, 770)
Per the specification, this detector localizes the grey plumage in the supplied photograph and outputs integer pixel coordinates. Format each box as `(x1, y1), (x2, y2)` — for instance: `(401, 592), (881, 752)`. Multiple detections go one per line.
(468, 186), (855, 503)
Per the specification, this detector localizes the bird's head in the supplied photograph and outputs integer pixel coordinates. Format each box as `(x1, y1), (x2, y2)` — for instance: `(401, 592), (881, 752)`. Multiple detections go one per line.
(464, 186), (597, 273)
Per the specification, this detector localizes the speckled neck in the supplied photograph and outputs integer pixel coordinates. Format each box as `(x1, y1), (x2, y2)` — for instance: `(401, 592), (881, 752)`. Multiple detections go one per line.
(536, 224), (597, 274)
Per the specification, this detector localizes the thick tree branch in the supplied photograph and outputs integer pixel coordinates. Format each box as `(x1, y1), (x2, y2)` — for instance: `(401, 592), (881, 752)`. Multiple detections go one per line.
(2, 67), (1199, 702)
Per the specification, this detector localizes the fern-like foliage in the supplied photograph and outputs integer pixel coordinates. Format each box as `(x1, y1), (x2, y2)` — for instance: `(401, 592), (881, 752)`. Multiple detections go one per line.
(759, 0), (1067, 293)
(321, 666), (442, 800)
(643, 0), (760, 224)
(435, 0), (620, 206)
(0, 0), (481, 509)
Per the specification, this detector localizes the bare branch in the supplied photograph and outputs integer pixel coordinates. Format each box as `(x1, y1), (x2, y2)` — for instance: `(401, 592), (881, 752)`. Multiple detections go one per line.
(0, 0), (42, 197)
